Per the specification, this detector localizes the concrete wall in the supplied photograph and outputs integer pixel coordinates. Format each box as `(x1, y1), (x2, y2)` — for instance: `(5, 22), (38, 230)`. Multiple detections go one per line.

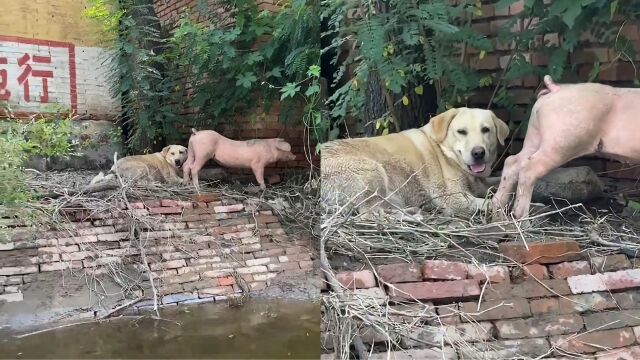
(0, 0), (119, 119)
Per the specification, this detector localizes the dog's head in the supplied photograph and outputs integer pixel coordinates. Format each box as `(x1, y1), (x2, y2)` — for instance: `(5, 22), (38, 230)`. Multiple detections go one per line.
(161, 145), (188, 168)
(426, 107), (509, 177)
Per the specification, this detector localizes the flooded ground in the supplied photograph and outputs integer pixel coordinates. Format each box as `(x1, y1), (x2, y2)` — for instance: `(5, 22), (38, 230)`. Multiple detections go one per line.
(0, 299), (320, 359)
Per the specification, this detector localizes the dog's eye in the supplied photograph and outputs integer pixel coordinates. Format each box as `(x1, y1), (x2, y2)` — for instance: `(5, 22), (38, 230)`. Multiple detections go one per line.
(171, 152), (175, 155)
(481, 127), (490, 133)
(457, 129), (467, 136)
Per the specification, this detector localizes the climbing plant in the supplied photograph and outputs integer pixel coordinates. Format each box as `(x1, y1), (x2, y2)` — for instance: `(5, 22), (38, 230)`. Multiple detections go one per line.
(321, 0), (640, 136)
(85, 0), (322, 153)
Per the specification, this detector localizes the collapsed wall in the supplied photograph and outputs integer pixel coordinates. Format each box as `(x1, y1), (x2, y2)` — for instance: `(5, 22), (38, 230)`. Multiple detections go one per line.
(321, 241), (640, 359)
(0, 192), (316, 325)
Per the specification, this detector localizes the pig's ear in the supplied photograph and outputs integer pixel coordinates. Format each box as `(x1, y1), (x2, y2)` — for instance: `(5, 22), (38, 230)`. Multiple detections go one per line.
(428, 108), (459, 143)
(275, 140), (291, 152)
(491, 112), (510, 146)
(161, 146), (170, 157)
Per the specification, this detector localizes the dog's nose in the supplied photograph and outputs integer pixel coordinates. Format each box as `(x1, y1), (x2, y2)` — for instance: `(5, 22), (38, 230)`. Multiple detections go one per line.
(175, 159), (181, 165)
(471, 146), (486, 161)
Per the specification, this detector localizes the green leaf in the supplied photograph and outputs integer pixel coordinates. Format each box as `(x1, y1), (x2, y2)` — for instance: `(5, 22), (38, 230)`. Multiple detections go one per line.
(280, 83), (301, 100)
(587, 61), (601, 82)
(235, 72), (257, 89)
(375, 120), (381, 130)
(266, 67), (283, 78)
(307, 65), (321, 77)
(495, 0), (518, 10)
(610, 0), (619, 19)
(304, 84), (320, 97)
(628, 200), (640, 212)
(479, 76), (493, 87)
(245, 52), (263, 65)
(414, 85), (424, 95)
(562, 2), (583, 29)
(402, 96), (409, 106)
(381, 128), (389, 135)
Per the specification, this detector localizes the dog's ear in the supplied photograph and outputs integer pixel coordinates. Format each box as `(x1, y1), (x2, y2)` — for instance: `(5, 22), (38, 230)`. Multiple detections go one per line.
(161, 146), (171, 157)
(428, 108), (460, 143)
(491, 112), (510, 146)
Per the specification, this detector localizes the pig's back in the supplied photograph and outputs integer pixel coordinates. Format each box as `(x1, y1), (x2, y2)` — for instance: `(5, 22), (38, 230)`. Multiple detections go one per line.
(213, 138), (273, 167)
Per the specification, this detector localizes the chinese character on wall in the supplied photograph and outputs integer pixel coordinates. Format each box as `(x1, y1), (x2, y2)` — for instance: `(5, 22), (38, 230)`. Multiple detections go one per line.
(0, 36), (77, 114)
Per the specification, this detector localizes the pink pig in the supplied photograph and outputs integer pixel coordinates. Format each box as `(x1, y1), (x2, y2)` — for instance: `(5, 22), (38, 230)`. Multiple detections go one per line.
(182, 128), (297, 190)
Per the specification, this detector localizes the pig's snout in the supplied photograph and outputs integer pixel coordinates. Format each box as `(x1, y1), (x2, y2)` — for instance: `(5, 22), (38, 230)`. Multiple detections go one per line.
(471, 146), (486, 162)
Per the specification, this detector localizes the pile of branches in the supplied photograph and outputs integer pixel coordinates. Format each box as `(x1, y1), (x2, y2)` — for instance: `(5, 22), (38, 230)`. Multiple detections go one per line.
(1, 169), (321, 321)
(319, 198), (640, 359)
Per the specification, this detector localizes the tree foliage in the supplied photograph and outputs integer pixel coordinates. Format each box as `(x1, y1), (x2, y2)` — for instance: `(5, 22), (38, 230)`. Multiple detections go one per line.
(85, 0), (322, 153)
(322, 0), (640, 136)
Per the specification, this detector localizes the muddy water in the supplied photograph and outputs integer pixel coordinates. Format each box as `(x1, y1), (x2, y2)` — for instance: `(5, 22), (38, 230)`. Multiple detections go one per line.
(0, 299), (320, 359)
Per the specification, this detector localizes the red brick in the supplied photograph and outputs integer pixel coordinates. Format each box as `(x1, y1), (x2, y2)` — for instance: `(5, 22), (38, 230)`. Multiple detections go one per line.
(143, 200), (161, 208)
(558, 293), (618, 313)
(213, 204), (245, 213)
(254, 248), (286, 258)
(483, 280), (571, 300)
(530, 298), (560, 315)
(254, 215), (279, 224)
(284, 246), (306, 255)
(459, 298), (531, 321)
(499, 240), (582, 264)
(422, 260), (468, 280)
(161, 199), (179, 207)
(467, 264), (510, 283)
(593, 308), (640, 332)
(613, 290), (640, 310)
(389, 280), (481, 301)
(376, 263), (422, 283)
(217, 276), (236, 286)
(130, 202), (145, 209)
(335, 270), (376, 289)
(191, 193), (221, 203)
(550, 261), (591, 279)
(568, 269), (640, 294)
(591, 255), (632, 273)
(596, 346), (640, 360)
(267, 262), (300, 272)
(148, 207), (184, 215)
(299, 260), (313, 269)
(435, 305), (460, 325)
(523, 264), (549, 280)
(551, 328), (635, 354)
(495, 314), (583, 339)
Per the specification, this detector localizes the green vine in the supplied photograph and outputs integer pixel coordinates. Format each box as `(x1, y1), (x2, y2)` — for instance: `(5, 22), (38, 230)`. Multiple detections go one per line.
(322, 0), (640, 136)
(85, 0), (323, 153)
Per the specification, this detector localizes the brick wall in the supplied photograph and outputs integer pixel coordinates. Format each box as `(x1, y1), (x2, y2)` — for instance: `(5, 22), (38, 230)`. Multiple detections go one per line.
(152, 0), (318, 174)
(0, 0), (119, 119)
(321, 240), (640, 359)
(0, 193), (314, 306)
(466, 1), (640, 179)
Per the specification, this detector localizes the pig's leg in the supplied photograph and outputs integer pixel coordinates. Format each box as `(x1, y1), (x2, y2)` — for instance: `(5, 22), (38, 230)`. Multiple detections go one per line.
(512, 150), (565, 219)
(189, 155), (208, 192)
(492, 154), (523, 209)
(251, 162), (266, 190)
(492, 126), (542, 212)
(182, 146), (195, 186)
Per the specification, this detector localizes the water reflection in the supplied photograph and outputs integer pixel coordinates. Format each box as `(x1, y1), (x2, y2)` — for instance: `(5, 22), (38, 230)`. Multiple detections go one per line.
(0, 299), (320, 359)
